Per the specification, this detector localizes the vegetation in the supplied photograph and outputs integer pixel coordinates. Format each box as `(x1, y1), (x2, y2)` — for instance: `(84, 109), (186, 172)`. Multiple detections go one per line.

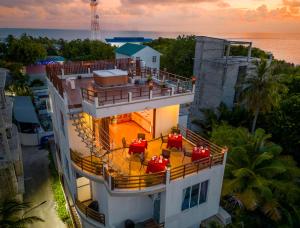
(239, 60), (286, 133)
(0, 200), (44, 228)
(211, 125), (300, 227)
(48, 152), (72, 225)
(147, 36), (196, 77)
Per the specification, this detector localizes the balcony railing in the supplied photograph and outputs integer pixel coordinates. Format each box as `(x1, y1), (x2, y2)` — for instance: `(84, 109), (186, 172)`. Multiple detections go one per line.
(71, 150), (104, 176)
(170, 153), (224, 181)
(70, 126), (227, 191)
(111, 171), (166, 190)
(75, 199), (105, 225)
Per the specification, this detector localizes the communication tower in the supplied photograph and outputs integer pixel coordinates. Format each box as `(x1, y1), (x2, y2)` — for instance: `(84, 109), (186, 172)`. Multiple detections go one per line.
(90, 0), (100, 40)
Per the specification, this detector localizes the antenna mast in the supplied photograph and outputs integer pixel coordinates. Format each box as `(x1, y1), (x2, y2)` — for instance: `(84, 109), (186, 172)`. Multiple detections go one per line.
(90, 0), (100, 40)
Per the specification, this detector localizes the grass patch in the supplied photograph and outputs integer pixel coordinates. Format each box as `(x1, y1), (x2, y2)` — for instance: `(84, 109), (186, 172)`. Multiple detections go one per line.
(48, 151), (72, 225)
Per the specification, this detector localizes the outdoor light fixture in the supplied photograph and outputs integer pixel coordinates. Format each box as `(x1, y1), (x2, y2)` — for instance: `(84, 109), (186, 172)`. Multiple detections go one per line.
(192, 76), (196, 85)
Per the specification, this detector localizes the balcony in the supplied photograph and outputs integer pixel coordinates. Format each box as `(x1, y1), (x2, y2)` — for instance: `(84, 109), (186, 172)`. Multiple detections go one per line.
(70, 125), (227, 192)
(75, 199), (105, 225)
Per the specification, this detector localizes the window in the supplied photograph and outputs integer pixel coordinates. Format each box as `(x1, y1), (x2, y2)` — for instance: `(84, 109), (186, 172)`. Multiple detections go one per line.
(64, 155), (70, 180)
(181, 186), (191, 211)
(152, 56), (157, 63)
(181, 180), (209, 211)
(60, 111), (65, 136)
(199, 180), (209, 204)
(136, 57), (141, 61)
(190, 184), (200, 208)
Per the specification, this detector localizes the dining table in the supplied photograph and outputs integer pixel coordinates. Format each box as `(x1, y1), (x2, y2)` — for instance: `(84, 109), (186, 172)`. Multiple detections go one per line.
(128, 139), (148, 155)
(146, 155), (169, 173)
(167, 133), (183, 150)
(191, 146), (210, 162)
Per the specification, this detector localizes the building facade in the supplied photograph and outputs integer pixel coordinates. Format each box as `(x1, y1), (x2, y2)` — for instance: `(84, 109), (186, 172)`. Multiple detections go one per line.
(46, 58), (228, 228)
(115, 43), (161, 72)
(189, 36), (257, 125)
(0, 69), (24, 202)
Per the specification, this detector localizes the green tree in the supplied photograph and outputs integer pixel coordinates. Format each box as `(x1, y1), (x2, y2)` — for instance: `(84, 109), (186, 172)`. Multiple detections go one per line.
(240, 60), (285, 133)
(0, 200), (44, 228)
(211, 125), (300, 227)
(148, 35), (195, 77)
(5, 34), (47, 65)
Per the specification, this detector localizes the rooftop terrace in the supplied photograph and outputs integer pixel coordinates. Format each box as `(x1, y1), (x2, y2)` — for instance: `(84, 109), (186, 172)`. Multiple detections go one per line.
(46, 59), (194, 110)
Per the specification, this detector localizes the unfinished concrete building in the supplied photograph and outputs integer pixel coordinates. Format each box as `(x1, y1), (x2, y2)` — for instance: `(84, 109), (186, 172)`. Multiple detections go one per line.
(189, 36), (257, 126)
(0, 69), (24, 202)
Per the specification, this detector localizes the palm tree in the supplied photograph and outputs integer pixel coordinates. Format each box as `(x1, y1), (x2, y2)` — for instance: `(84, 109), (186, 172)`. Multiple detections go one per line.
(240, 60), (285, 133)
(211, 124), (300, 227)
(0, 200), (44, 228)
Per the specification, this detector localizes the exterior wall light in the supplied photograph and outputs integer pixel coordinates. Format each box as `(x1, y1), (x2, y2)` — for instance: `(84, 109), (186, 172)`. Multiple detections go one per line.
(192, 76), (196, 85)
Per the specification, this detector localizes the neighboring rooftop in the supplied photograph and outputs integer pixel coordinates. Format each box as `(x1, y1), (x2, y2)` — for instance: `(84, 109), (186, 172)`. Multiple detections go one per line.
(36, 56), (65, 65)
(115, 43), (147, 56)
(13, 96), (40, 124)
(106, 37), (152, 43)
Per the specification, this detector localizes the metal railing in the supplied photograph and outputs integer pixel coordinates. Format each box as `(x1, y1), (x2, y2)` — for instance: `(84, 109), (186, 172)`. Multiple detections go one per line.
(70, 150), (103, 176)
(75, 199), (105, 225)
(170, 153), (224, 181)
(111, 171), (166, 190)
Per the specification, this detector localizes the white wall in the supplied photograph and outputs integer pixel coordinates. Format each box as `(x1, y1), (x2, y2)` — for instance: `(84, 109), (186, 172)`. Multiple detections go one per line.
(47, 79), (77, 198)
(132, 46), (161, 71)
(92, 181), (154, 228)
(155, 105), (179, 137)
(164, 165), (225, 228)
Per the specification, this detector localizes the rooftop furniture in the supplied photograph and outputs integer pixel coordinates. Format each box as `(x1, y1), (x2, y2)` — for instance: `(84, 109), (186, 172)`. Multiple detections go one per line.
(128, 139), (147, 155)
(182, 147), (193, 163)
(122, 137), (129, 153)
(167, 133), (183, 150)
(192, 146), (210, 162)
(137, 133), (146, 140)
(160, 133), (168, 148)
(161, 149), (171, 159)
(146, 155), (169, 173)
(139, 152), (149, 171)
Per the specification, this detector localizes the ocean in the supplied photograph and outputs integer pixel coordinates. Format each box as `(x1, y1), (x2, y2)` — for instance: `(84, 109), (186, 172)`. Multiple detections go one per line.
(0, 28), (299, 65)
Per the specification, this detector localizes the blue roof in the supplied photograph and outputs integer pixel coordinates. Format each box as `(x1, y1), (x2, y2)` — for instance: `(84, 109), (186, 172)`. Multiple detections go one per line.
(115, 43), (147, 56)
(36, 56), (65, 65)
(106, 37), (153, 43)
(13, 96), (40, 124)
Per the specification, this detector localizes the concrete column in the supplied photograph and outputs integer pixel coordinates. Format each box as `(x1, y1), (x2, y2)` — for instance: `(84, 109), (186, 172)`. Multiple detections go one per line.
(247, 43), (252, 62)
(63, 92), (68, 106)
(128, 92), (132, 102)
(94, 97), (99, 108)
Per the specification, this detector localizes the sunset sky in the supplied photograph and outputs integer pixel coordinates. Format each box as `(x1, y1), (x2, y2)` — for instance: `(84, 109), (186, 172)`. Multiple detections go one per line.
(0, 0), (299, 34)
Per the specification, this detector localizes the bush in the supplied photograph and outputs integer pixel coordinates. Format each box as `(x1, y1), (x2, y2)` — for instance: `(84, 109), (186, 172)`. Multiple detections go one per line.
(48, 152), (72, 225)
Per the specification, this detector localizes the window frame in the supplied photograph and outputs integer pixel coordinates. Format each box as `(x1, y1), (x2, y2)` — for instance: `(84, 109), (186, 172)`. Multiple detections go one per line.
(181, 180), (209, 211)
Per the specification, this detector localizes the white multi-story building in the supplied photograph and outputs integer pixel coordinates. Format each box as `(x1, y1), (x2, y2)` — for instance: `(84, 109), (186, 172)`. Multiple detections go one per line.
(46, 58), (228, 228)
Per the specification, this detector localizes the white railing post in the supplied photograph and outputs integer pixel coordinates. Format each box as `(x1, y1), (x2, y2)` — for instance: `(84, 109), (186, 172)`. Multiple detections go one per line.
(149, 90), (153, 100)
(171, 87), (175, 96)
(192, 84), (196, 93)
(128, 92), (132, 102)
(166, 168), (171, 184)
(61, 68), (64, 77)
(88, 67), (91, 74)
(94, 96), (99, 108)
